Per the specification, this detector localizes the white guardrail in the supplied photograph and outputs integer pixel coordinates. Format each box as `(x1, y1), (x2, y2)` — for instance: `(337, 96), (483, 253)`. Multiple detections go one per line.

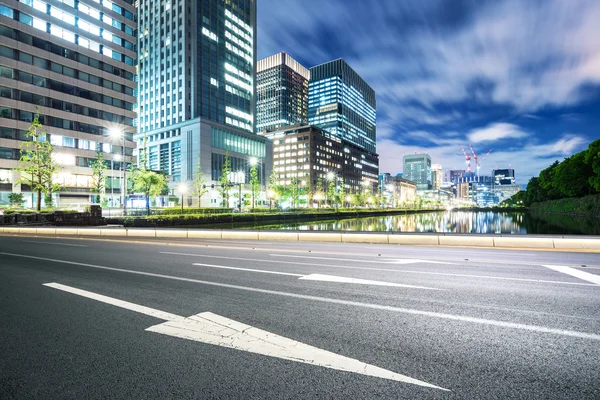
(1, 227), (599, 250)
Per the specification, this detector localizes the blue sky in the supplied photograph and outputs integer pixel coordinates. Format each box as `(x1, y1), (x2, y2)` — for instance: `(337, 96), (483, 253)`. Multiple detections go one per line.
(257, 0), (600, 183)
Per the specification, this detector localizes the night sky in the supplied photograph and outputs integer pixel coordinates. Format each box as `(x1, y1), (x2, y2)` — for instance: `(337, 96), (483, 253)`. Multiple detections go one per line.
(257, 0), (600, 183)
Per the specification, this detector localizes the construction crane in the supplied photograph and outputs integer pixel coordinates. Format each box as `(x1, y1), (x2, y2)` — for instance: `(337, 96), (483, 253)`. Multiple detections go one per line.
(460, 146), (472, 173)
(469, 145), (493, 179)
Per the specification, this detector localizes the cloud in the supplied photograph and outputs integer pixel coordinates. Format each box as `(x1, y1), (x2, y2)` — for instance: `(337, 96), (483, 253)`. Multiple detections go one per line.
(468, 123), (528, 143)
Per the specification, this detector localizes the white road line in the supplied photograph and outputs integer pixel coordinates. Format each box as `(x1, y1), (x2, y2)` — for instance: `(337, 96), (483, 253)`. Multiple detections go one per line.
(43, 282), (184, 321)
(299, 274), (443, 290)
(542, 265), (600, 285)
(44, 282), (447, 390)
(191, 263), (442, 290)
(192, 263), (304, 277)
(270, 253), (455, 265)
(161, 252), (598, 287)
(24, 240), (87, 247)
(2, 252), (599, 341)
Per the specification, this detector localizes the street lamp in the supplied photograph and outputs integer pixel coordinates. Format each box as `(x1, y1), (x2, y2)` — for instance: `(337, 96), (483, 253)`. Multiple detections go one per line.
(177, 183), (188, 214)
(109, 127), (126, 215)
(112, 154), (122, 207)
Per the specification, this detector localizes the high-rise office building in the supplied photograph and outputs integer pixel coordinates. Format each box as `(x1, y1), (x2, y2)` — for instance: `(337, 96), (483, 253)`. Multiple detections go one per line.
(260, 124), (379, 194)
(0, 0), (137, 207)
(135, 0), (271, 206)
(403, 153), (432, 190)
(446, 169), (466, 184)
(308, 59), (377, 154)
(256, 52), (309, 133)
(431, 163), (442, 190)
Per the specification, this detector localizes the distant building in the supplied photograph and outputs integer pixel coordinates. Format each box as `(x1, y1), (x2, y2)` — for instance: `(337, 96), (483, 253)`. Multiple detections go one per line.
(256, 52), (309, 133)
(383, 177), (417, 207)
(308, 59), (377, 153)
(403, 154), (432, 190)
(431, 163), (443, 190)
(260, 125), (379, 194)
(493, 168), (516, 185)
(446, 169), (466, 184)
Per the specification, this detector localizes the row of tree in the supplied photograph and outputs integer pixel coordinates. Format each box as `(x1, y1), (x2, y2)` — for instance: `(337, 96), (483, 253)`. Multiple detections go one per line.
(507, 139), (600, 206)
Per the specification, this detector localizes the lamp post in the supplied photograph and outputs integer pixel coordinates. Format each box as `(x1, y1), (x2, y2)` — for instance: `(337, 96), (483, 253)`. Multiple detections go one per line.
(177, 183), (188, 214)
(325, 171), (336, 208)
(109, 128), (126, 215)
(249, 156), (259, 209)
(112, 154), (122, 208)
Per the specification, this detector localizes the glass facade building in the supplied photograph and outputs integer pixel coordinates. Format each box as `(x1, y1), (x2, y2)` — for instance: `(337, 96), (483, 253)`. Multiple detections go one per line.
(403, 153), (432, 191)
(0, 0), (137, 207)
(308, 59), (377, 154)
(256, 52), (309, 133)
(135, 0), (271, 206)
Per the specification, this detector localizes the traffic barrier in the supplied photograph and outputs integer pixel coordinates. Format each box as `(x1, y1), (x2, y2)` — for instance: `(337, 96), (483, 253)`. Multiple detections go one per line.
(258, 231), (299, 241)
(388, 235), (439, 245)
(221, 231), (259, 240)
(126, 229), (156, 238)
(439, 235), (495, 247)
(1, 227), (599, 251)
(155, 229), (188, 239)
(187, 230), (222, 239)
(298, 232), (342, 242)
(76, 229), (103, 236)
(553, 238), (600, 250)
(493, 236), (554, 249)
(341, 233), (389, 244)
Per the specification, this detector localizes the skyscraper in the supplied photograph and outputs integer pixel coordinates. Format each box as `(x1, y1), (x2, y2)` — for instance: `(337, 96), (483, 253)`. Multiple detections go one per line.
(256, 52), (309, 133)
(308, 59), (377, 154)
(0, 0), (137, 207)
(135, 0), (271, 205)
(431, 163), (443, 190)
(403, 153), (432, 190)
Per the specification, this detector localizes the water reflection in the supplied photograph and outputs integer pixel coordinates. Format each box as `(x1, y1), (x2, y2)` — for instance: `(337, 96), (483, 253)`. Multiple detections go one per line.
(240, 211), (600, 235)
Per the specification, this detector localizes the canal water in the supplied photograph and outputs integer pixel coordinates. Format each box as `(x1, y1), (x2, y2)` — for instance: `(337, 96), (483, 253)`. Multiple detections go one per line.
(232, 211), (600, 235)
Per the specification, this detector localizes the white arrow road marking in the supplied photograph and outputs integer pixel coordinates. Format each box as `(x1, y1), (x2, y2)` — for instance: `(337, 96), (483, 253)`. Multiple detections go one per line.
(192, 263), (443, 290)
(542, 265), (600, 285)
(43, 282), (448, 391)
(269, 254), (455, 265)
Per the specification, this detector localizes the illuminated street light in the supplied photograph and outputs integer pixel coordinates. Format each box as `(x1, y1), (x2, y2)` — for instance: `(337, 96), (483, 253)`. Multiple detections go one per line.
(107, 127), (126, 215)
(249, 156), (258, 166)
(326, 171), (335, 181)
(177, 183), (188, 213)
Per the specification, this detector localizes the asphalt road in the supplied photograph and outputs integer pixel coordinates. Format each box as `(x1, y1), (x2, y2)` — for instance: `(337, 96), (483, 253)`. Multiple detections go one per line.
(1, 233), (599, 399)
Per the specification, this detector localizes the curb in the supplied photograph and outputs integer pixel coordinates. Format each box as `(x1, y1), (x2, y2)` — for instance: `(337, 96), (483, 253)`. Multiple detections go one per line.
(0, 227), (599, 250)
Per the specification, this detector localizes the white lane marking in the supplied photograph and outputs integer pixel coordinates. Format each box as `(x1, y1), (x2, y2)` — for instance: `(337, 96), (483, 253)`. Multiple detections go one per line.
(162, 252), (598, 287)
(192, 263), (304, 277)
(300, 274), (443, 290)
(191, 263), (442, 290)
(542, 265), (600, 285)
(24, 240), (87, 247)
(386, 259), (456, 265)
(44, 282), (447, 390)
(269, 254), (455, 265)
(2, 252), (599, 341)
(43, 283), (184, 321)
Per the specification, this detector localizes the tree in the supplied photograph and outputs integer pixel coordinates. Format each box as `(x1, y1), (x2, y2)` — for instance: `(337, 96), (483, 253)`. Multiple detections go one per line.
(249, 164), (260, 209)
(218, 152), (231, 208)
(192, 154), (208, 207)
(338, 178), (346, 208)
(327, 180), (336, 208)
(585, 139), (600, 192)
(130, 168), (168, 215)
(90, 150), (108, 205)
(304, 176), (313, 208)
(15, 116), (61, 211)
(268, 168), (285, 208)
(290, 177), (300, 208)
(315, 177), (325, 208)
(8, 193), (24, 207)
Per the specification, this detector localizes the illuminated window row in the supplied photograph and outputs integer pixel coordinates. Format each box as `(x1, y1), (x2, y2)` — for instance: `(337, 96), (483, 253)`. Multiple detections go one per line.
(225, 73), (252, 93)
(225, 42), (252, 64)
(202, 27), (218, 42)
(225, 9), (252, 35)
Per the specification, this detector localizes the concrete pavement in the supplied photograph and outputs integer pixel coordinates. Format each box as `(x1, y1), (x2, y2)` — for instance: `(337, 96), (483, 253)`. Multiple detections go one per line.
(1, 234), (599, 399)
